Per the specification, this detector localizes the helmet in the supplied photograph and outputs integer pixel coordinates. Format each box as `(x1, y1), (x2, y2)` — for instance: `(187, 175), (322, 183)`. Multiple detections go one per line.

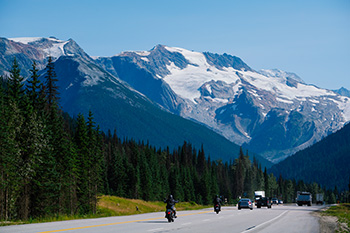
(169, 194), (173, 199)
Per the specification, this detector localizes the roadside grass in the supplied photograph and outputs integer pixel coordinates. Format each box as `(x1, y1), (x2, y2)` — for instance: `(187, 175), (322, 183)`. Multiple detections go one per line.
(0, 195), (209, 226)
(323, 203), (350, 232)
(98, 195), (208, 216)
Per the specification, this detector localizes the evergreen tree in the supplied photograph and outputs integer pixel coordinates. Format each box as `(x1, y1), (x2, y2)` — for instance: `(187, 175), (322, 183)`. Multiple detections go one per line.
(7, 58), (25, 105)
(27, 61), (41, 109)
(86, 111), (103, 213)
(1, 97), (23, 220)
(264, 167), (269, 197)
(234, 148), (245, 198)
(0, 80), (21, 220)
(74, 114), (91, 214)
(17, 102), (47, 220)
(44, 56), (59, 114)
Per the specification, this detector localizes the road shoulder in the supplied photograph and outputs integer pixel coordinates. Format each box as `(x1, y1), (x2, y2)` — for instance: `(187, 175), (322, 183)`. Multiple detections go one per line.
(312, 206), (348, 233)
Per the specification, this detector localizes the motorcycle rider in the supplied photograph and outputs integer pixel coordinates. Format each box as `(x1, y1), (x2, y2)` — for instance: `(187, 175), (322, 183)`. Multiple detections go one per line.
(213, 195), (222, 211)
(164, 194), (179, 218)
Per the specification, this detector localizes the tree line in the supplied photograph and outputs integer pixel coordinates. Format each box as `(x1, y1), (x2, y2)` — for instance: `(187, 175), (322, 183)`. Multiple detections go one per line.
(0, 58), (342, 221)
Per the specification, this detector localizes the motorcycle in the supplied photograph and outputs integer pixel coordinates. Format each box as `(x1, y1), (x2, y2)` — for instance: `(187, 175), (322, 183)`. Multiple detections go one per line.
(166, 208), (175, 222)
(214, 204), (220, 214)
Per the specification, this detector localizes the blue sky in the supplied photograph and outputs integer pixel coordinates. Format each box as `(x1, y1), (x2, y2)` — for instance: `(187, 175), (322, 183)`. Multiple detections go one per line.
(1, 0), (349, 90)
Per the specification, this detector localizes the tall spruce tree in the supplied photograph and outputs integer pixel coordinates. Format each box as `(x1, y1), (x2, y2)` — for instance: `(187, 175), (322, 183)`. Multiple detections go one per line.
(17, 100), (47, 220)
(44, 56), (59, 115)
(7, 58), (25, 106)
(75, 114), (91, 214)
(0, 79), (19, 220)
(27, 61), (41, 110)
(86, 111), (103, 213)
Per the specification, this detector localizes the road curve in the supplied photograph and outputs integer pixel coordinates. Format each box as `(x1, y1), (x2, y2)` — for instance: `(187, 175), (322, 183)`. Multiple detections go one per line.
(0, 204), (323, 233)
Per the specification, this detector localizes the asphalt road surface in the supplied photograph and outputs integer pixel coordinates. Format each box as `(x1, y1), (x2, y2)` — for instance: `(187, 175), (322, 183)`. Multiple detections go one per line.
(1, 204), (323, 233)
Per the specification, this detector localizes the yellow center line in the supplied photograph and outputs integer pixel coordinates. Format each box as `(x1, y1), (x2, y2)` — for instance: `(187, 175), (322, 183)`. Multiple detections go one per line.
(38, 210), (213, 233)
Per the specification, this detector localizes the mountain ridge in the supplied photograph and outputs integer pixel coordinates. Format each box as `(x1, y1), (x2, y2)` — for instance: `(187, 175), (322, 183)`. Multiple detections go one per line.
(2, 37), (350, 163)
(0, 37), (272, 167)
(96, 44), (350, 163)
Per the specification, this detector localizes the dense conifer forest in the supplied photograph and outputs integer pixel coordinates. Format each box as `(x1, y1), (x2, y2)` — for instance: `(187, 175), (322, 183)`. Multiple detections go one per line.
(0, 58), (344, 221)
(269, 122), (350, 191)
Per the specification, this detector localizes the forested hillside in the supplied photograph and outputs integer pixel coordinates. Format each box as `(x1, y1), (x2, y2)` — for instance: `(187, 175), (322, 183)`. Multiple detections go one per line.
(0, 58), (342, 222)
(270, 122), (350, 191)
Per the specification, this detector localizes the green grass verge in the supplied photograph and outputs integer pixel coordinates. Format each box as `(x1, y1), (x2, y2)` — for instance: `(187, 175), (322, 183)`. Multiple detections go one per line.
(0, 195), (209, 226)
(323, 203), (350, 230)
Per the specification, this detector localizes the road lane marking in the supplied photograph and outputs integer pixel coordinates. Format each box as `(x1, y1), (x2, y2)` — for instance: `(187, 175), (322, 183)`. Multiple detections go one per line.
(181, 222), (192, 226)
(241, 210), (288, 233)
(147, 228), (164, 232)
(38, 218), (162, 233)
(38, 210), (213, 233)
(178, 210), (212, 217)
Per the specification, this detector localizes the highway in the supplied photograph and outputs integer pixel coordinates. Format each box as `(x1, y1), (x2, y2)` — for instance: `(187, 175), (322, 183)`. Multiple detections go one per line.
(1, 204), (322, 233)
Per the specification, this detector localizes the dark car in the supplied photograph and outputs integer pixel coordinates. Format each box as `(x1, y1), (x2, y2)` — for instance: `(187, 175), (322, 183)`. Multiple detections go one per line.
(238, 198), (253, 210)
(256, 197), (271, 208)
(271, 198), (279, 205)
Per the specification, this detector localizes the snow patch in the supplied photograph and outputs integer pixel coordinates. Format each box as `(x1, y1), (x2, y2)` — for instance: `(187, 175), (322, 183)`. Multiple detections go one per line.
(66, 83), (73, 90)
(9, 37), (42, 44)
(242, 71), (336, 100)
(140, 57), (149, 62)
(165, 46), (208, 67)
(205, 84), (212, 95)
(336, 96), (350, 122)
(43, 41), (69, 58)
(163, 47), (241, 103)
(135, 51), (150, 56)
(308, 99), (320, 104)
(276, 97), (294, 104)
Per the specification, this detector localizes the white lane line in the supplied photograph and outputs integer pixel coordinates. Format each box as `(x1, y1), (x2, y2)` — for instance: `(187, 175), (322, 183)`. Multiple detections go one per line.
(147, 228), (164, 232)
(202, 219), (210, 222)
(181, 222), (192, 226)
(241, 210), (288, 233)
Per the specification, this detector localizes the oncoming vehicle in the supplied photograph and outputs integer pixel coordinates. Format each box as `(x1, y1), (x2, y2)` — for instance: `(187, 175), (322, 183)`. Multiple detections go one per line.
(238, 198), (253, 210)
(296, 191), (312, 206)
(256, 197), (271, 208)
(254, 191), (265, 205)
(271, 198), (279, 205)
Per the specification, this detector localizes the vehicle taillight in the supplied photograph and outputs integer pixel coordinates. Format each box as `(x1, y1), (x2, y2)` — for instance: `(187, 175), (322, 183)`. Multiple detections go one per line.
(249, 201), (251, 204)
(168, 211), (171, 214)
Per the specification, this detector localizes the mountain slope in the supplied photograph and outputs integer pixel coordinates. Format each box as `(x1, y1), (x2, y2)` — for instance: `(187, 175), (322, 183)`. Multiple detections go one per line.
(0, 37), (272, 167)
(96, 45), (350, 163)
(269, 123), (350, 191)
(333, 87), (350, 98)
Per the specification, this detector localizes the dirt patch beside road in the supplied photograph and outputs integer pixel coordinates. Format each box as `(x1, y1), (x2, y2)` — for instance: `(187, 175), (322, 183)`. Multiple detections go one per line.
(313, 206), (350, 233)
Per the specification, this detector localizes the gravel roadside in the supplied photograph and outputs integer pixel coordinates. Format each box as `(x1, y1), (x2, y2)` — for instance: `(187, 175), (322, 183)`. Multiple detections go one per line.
(313, 206), (349, 233)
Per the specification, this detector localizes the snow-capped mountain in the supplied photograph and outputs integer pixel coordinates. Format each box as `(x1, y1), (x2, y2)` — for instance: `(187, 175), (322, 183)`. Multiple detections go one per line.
(96, 45), (350, 163)
(2, 37), (349, 163)
(1, 37), (274, 167)
(0, 37), (90, 78)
